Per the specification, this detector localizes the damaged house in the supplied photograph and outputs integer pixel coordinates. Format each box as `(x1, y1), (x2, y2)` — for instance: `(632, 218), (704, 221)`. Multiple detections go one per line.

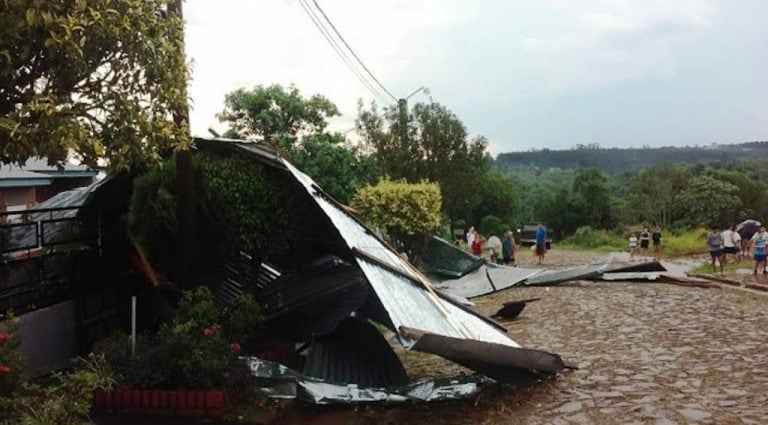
(1, 138), (569, 403)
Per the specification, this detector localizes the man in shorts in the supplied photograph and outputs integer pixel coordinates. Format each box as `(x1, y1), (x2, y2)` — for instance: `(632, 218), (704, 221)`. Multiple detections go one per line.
(535, 223), (547, 265)
(487, 232), (502, 264)
(751, 226), (767, 275)
(721, 224), (740, 264)
(707, 226), (724, 275)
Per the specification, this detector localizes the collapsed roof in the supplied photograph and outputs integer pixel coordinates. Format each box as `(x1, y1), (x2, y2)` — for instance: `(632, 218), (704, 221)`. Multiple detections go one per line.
(192, 138), (568, 401)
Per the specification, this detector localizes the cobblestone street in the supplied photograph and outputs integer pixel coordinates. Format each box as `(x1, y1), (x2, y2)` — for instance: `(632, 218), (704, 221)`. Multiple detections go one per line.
(380, 255), (768, 424)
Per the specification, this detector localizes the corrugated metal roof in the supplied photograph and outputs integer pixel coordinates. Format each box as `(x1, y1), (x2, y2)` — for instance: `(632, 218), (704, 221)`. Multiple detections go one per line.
(524, 263), (609, 286)
(419, 236), (484, 278)
(433, 264), (542, 299)
(303, 317), (409, 387)
(280, 159), (519, 349)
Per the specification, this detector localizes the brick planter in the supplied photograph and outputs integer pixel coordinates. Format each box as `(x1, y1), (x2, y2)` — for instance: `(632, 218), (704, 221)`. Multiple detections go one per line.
(93, 389), (226, 418)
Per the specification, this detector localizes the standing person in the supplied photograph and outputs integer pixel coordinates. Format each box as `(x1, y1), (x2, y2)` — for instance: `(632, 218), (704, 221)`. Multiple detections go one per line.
(466, 226), (476, 252)
(487, 232), (502, 264)
(639, 227), (650, 258)
(471, 234), (483, 256)
(628, 232), (638, 262)
(502, 231), (516, 266)
(708, 226), (725, 275)
(721, 224), (739, 264)
(535, 223), (547, 265)
(651, 226), (662, 261)
(751, 226), (767, 275)
(731, 226), (742, 263)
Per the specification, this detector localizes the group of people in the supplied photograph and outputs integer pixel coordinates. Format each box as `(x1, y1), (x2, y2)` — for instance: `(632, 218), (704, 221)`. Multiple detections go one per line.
(707, 224), (767, 275)
(628, 227), (663, 262)
(466, 227), (517, 266)
(465, 223), (549, 266)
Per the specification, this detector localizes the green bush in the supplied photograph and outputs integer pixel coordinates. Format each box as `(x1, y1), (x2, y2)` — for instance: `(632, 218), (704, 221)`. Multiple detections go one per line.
(478, 215), (509, 238)
(561, 226), (625, 251)
(94, 287), (260, 390)
(128, 152), (309, 274)
(662, 228), (709, 256)
(0, 311), (25, 413)
(1, 355), (114, 425)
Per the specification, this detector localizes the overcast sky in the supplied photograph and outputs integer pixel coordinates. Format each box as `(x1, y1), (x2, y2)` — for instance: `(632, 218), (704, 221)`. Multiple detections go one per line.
(184, 0), (768, 154)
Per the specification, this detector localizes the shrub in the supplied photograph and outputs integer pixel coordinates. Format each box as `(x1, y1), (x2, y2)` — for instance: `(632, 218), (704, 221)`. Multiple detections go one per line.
(351, 179), (442, 258)
(0, 311), (25, 414)
(128, 152), (309, 275)
(1, 354), (114, 425)
(561, 226), (625, 251)
(478, 215), (509, 238)
(94, 287), (260, 390)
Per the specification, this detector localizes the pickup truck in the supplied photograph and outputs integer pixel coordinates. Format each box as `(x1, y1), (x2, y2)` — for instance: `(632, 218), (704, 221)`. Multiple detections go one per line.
(518, 224), (552, 249)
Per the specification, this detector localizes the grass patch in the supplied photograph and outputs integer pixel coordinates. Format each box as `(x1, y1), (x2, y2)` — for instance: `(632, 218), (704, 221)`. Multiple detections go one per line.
(690, 257), (753, 274)
(558, 226), (712, 256)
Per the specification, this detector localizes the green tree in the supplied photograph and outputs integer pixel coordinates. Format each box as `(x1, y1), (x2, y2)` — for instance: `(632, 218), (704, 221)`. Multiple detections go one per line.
(572, 167), (614, 229)
(356, 100), (488, 223)
(218, 85), (376, 203)
(624, 164), (690, 227)
(218, 84), (338, 149)
(0, 0), (190, 169)
(288, 133), (379, 204)
(676, 175), (741, 227)
(351, 179), (442, 261)
(472, 171), (520, 225)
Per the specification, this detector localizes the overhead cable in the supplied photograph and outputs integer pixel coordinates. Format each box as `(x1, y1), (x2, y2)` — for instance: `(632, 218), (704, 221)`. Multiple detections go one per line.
(298, 0), (390, 104)
(310, 0), (398, 102)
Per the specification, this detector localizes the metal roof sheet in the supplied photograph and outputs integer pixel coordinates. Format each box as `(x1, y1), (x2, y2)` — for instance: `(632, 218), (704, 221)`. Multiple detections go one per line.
(280, 159), (519, 349)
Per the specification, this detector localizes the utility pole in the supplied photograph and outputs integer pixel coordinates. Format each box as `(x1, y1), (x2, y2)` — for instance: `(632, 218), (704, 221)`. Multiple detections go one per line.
(168, 0), (197, 288)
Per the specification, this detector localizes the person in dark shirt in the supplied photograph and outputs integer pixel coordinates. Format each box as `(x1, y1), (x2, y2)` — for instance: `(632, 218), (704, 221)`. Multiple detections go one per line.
(651, 226), (662, 261)
(502, 231), (516, 266)
(639, 228), (650, 257)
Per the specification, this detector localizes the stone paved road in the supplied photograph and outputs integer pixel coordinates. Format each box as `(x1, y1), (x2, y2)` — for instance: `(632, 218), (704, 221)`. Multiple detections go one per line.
(377, 277), (768, 425)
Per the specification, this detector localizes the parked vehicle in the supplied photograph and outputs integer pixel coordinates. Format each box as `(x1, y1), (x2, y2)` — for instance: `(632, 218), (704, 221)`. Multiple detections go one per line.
(518, 223), (552, 249)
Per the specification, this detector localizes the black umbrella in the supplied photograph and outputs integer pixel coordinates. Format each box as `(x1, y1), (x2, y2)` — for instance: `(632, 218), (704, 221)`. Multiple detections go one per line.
(737, 220), (762, 239)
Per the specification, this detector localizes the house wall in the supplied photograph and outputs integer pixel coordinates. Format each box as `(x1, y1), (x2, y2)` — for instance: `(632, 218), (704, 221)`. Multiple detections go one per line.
(0, 301), (79, 377)
(0, 186), (35, 210)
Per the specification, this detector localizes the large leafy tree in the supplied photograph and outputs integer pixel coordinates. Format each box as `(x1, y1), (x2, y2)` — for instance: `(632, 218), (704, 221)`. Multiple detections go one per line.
(218, 84), (338, 148)
(571, 167), (614, 229)
(0, 0), (191, 169)
(676, 175), (741, 227)
(356, 100), (488, 223)
(624, 164), (691, 227)
(218, 85), (377, 203)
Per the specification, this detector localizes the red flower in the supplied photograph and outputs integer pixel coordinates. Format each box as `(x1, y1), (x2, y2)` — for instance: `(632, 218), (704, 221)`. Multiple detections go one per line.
(229, 342), (241, 354)
(0, 365), (11, 374)
(203, 324), (221, 337)
(0, 332), (10, 344)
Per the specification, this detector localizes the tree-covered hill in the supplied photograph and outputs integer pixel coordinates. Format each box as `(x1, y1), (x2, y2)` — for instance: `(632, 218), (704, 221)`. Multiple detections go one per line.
(495, 141), (768, 172)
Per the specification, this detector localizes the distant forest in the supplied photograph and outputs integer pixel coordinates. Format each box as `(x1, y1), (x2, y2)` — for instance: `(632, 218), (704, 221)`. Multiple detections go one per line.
(494, 141), (768, 172)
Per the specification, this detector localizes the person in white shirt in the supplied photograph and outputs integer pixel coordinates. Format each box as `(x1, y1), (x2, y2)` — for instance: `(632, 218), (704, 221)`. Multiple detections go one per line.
(486, 232), (502, 264)
(628, 233), (638, 262)
(466, 226), (476, 252)
(721, 224), (739, 265)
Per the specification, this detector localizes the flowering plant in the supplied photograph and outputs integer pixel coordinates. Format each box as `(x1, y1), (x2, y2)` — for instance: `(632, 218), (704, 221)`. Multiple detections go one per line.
(0, 311), (26, 413)
(94, 286), (260, 390)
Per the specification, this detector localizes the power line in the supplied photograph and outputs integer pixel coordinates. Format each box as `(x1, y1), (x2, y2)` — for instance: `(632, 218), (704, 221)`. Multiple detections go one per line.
(310, 0), (398, 102)
(298, 0), (390, 104)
